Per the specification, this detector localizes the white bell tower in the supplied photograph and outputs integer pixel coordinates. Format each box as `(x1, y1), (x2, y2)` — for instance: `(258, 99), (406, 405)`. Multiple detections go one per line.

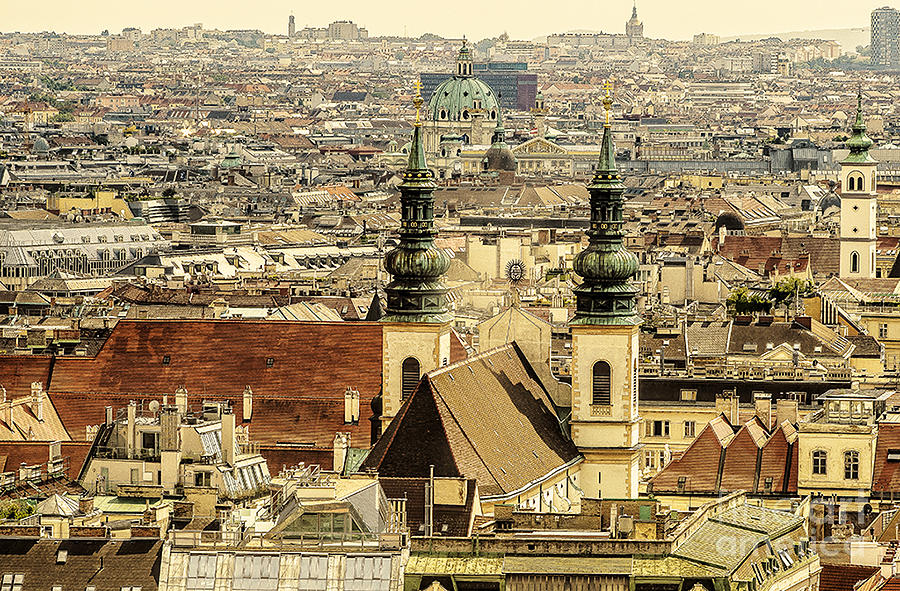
(840, 92), (878, 279)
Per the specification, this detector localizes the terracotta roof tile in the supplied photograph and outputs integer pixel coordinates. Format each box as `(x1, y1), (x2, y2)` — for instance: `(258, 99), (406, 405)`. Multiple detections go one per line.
(873, 423), (900, 493)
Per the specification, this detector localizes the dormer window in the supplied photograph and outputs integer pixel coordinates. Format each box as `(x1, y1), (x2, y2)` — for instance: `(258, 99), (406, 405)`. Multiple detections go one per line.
(162, 355), (170, 366)
(266, 357), (275, 368)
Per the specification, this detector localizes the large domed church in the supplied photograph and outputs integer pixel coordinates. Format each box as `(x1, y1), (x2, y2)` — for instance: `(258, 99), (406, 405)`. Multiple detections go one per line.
(423, 40), (502, 168)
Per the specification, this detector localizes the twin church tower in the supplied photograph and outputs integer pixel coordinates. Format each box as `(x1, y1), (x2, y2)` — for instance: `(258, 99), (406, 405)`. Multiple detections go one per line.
(378, 84), (641, 499)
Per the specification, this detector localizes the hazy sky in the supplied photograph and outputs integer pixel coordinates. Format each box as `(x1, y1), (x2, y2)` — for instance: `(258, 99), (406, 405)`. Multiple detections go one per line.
(1, 0), (887, 41)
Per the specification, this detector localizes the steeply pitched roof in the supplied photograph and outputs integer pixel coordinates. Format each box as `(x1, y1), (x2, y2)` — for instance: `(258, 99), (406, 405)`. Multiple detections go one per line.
(362, 344), (580, 497)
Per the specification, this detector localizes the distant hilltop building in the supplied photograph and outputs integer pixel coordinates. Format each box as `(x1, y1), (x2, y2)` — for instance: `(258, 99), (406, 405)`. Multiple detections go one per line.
(296, 20), (368, 41)
(625, 3), (643, 42)
(872, 6), (900, 66)
(693, 32), (720, 46)
(547, 4), (646, 52)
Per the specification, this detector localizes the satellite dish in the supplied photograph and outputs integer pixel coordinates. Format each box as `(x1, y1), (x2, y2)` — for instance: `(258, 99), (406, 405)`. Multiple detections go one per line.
(148, 400), (160, 412)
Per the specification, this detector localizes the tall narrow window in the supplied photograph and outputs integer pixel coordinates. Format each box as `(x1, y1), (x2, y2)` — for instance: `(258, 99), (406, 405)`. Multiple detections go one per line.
(592, 361), (611, 405)
(850, 251), (860, 274)
(844, 450), (859, 480)
(401, 357), (420, 401)
(812, 450), (827, 475)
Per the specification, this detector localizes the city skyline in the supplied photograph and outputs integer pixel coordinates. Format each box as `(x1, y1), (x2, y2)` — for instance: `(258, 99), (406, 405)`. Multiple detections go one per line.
(0, 0), (891, 41)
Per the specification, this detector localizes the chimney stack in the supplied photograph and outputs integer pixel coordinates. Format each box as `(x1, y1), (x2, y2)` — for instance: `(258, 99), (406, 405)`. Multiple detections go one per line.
(333, 432), (350, 473)
(776, 398), (799, 426)
(344, 387), (359, 424)
(754, 392), (772, 430)
(715, 390), (740, 424)
(242, 386), (253, 422)
(126, 402), (136, 459)
(175, 387), (188, 417)
(31, 382), (43, 422)
(221, 409), (235, 466)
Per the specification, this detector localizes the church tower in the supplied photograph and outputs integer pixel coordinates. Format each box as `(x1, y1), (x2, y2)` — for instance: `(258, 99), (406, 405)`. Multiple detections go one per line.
(569, 84), (642, 499)
(380, 86), (452, 430)
(626, 3), (644, 44)
(840, 92), (878, 279)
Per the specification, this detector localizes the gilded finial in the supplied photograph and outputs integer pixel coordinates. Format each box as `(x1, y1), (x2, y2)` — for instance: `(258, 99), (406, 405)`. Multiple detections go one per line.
(413, 79), (424, 126)
(602, 80), (613, 126)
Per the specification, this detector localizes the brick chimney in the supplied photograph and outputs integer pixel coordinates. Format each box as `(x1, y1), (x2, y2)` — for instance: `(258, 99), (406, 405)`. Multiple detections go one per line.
(715, 390), (740, 424)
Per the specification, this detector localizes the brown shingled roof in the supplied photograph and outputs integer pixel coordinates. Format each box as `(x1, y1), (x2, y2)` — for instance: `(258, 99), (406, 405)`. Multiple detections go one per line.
(651, 417), (798, 496)
(363, 344), (580, 497)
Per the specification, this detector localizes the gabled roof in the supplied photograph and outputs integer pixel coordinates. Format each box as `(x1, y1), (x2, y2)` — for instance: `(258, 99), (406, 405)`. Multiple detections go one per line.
(362, 344), (580, 497)
(651, 417), (798, 496)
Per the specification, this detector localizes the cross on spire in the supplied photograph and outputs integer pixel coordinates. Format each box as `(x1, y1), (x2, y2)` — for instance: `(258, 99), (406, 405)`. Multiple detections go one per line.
(602, 80), (614, 126)
(413, 79), (424, 125)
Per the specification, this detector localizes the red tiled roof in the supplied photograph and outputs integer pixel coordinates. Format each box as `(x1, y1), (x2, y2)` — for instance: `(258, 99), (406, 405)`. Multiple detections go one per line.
(49, 319), (383, 399)
(715, 236), (838, 276)
(37, 319), (386, 447)
(651, 415), (731, 494)
(873, 423), (900, 493)
(0, 356), (54, 397)
(258, 445), (334, 475)
(0, 441), (92, 480)
(819, 564), (878, 591)
(651, 417), (798, 496)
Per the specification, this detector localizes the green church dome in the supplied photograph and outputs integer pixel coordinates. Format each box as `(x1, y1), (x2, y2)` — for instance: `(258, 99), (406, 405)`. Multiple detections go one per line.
(429, 77), (500, 123)
(428, 40), (500, 124)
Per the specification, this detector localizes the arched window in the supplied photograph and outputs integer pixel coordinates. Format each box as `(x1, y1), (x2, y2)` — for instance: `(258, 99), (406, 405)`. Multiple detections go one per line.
(812, 450), (827, 475)
(401, 357), (420, 401)
(440, 109), (447, 120)
(592, 361), (611, 406)
(848, 172), (864, 192)
(490, 110), (497, 120)
(844, 450), (859, 480)
(850, 251), (860, 274)
(462, 110), (469, 120)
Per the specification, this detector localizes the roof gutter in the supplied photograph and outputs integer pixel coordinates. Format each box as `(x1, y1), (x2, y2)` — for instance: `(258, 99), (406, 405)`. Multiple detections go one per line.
(479, 455), (584, 503)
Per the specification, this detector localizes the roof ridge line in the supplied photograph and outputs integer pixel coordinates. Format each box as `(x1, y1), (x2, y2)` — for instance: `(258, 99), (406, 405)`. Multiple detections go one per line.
(427, 343), (513, 378)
